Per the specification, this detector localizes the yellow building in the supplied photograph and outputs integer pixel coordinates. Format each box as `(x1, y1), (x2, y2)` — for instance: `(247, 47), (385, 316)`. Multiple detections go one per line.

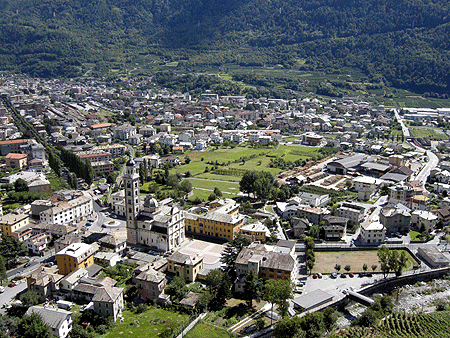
(185, 211), (244, 240)
(56, 243), (96, 275)
(239, 222), (270, 243)
(207, 199), (240, 215)
(185, 198), (244, 240)
(167, 252), (203, 282)
(0, 212), (32, 241)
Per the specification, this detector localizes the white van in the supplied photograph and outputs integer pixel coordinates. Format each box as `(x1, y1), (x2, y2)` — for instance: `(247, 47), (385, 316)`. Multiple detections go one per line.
(57, 300), (74, 310)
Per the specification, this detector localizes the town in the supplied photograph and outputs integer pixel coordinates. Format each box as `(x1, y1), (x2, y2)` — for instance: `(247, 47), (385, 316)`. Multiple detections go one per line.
(0, 74), (449, 338)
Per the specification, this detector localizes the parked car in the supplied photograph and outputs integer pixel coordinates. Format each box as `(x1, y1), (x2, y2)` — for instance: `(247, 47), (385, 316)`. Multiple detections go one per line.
(0, 286), (5, 293)
(317, 273), (323, 279)
(86, 222), (92, 227)
(8, 282), (16, 287)
(331, 272), (338, 279)
(24, 262), (31, 268)
(349, 273), (354, 278)
(313, 273), (318, 279)
(340, 273), (347, 278)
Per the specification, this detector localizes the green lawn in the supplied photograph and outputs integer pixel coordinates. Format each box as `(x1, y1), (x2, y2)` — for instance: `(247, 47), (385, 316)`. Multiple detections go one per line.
(409, 126), (449, 140)
(409, 230), (422, 241)
(100, 308), (189, 338)
(173, 144), (321, 179)
(184, 322), (234, 338)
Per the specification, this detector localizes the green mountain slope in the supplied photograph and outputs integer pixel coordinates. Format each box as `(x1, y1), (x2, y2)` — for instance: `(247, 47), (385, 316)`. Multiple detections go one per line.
(1, 0), (450, 94)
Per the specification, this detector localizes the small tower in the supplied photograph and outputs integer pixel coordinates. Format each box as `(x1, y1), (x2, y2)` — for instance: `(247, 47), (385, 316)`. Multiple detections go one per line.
(124, 158), (140, 245)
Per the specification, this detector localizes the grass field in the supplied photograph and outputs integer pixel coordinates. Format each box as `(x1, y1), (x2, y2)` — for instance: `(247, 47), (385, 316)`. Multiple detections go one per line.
(311, 250), (416, 274)
(171, 144), (322, 179)
(184, 322), (235, 338)
(409, 126), (449, 141)
(187, 179), (240, 197)
(100, 308), (189, 338)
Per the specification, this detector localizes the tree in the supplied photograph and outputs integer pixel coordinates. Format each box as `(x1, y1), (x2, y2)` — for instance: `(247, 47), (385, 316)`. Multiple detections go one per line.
(220, 233), (251, 275)
(208, 193), (217, 201)
(334, 264), (341, 273)
(14, 178), (28, 192)
(213, 187), (222, 198)
(264, 279), (293, 320)
(377, 245), (390, 278)
(358, 309), (378, 327)
(344, 265), (351, 273)
(0, 314), (18, 338)
(184, 156), (191, 164)
(20, 291), (39, 307)
(0, 235), (26, 268)
(363, 263), (368, 272)
(166, 174), (179, 188)
(274, 317), (303, 338)
(85, 159), (95, 187)
(165, 276), (188, 302)
(309, 225), (320, 240)
(205, 269), (231, 310)
(306, 259), (315, 275)
(243, 270), (263, 309)
(179, 180), (192, 194)
(371, 264), (378, 272)
(18, 313), (52, 338)
(0, 256), (7, 284)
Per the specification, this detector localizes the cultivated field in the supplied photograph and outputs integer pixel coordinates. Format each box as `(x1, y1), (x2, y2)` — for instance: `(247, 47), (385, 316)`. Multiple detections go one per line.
(311, 250), (416, 274)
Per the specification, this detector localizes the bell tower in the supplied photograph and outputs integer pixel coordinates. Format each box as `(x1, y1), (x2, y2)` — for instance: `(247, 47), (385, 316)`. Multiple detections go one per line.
(124, 158), (140, 245)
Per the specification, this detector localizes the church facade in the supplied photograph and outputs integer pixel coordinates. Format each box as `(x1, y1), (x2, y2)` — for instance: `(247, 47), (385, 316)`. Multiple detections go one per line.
(124, 159), (185, 252)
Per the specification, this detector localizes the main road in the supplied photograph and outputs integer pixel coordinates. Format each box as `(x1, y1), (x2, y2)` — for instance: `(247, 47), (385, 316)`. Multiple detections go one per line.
(394, 108), (439, 185)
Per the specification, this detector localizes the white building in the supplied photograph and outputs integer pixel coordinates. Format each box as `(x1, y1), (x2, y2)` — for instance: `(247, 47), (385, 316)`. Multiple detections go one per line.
(353, 176), (383, 192)
(113, 124), (136, 140)
(360, 221), (385, 244)
(411, 210), (438, 232)
(26, 306), (73, 338)
(39, 191), (94, 225)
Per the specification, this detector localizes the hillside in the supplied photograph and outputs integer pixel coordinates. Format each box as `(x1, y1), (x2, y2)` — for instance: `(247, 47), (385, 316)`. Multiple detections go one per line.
(1, 0), (450, 95)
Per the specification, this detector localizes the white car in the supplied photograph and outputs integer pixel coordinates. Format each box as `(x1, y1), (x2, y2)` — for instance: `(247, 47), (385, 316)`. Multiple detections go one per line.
(0, 286), (5, 293)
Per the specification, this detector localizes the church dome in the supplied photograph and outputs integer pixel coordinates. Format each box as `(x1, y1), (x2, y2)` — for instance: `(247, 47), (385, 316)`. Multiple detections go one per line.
(144, 196), (158, 209)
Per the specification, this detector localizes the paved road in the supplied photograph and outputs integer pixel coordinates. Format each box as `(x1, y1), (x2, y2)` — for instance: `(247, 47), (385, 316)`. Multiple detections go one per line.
(415, 150), (439, 184)
(91, 202), (126, 233)
(394, 109), (411, 138)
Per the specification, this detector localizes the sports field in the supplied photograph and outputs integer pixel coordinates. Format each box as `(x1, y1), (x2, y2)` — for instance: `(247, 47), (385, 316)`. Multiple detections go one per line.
(311, 250), (416, 274)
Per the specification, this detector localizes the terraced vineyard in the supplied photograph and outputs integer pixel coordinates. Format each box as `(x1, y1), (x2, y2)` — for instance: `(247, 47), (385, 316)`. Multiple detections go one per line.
(380, 311), (450, 337)
(333, 311), (450, 338)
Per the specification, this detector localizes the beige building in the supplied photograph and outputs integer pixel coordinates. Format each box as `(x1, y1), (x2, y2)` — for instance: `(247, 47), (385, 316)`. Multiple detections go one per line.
(0, 212), (32, 241)
(92, 287), (124, 322)
(360, 221), (385, 244)
(167, 251), (203, 282)
(5, 153), (27, 169)
(135, 268), (167, 301)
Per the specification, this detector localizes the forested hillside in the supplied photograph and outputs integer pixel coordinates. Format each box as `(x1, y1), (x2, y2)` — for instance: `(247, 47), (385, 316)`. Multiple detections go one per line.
(1, 0), (450, 94)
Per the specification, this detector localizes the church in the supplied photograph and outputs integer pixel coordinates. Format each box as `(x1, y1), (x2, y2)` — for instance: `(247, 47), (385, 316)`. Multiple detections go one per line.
(124, 159), (185, 252)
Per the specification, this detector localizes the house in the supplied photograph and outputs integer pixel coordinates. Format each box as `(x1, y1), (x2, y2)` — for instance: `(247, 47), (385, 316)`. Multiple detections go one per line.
(298, 206), (330, 225)
(94, 252), (122, 267)
(0, 139), (28, 156)
(135, 267), (167, 301)
(59, 268), (89, 293)
(323, 216), (348, 241)
(239, 222), (271, 243)
(432, 209), (450, 226)
(411, 195), (430, 211)
(379, 207), (411, 235)
(291, 217), (310, 238)
(54, 234), (82, 253)
(98, 228), (127, 256)
(301, 132), (324, 146)
(339, 202), (365, 227)
(0, 212), (32, 241)
(411, 210), (438, 232)
(5, 153), (27, 169)
(360, 221), (385, 244)
(56, 243), (96, 275)
(179, 292), (201, 309)
(166, 252), (203, 282)
(26, 233), (49, 255)
(92, 287), (124, 322)
(26, 306), (73, 338)
(235, 245), (295, 282)
(296, 192), (330, 207)
(26, 266), (64, 302)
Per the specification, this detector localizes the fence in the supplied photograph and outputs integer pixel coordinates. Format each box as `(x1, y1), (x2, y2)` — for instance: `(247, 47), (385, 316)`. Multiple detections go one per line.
(174, 312), (207, 338)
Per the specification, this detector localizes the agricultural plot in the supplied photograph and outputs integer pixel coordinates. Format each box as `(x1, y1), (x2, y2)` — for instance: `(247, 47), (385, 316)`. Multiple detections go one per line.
(409, 126), (449, 141)
(381, 311), (450, 337)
